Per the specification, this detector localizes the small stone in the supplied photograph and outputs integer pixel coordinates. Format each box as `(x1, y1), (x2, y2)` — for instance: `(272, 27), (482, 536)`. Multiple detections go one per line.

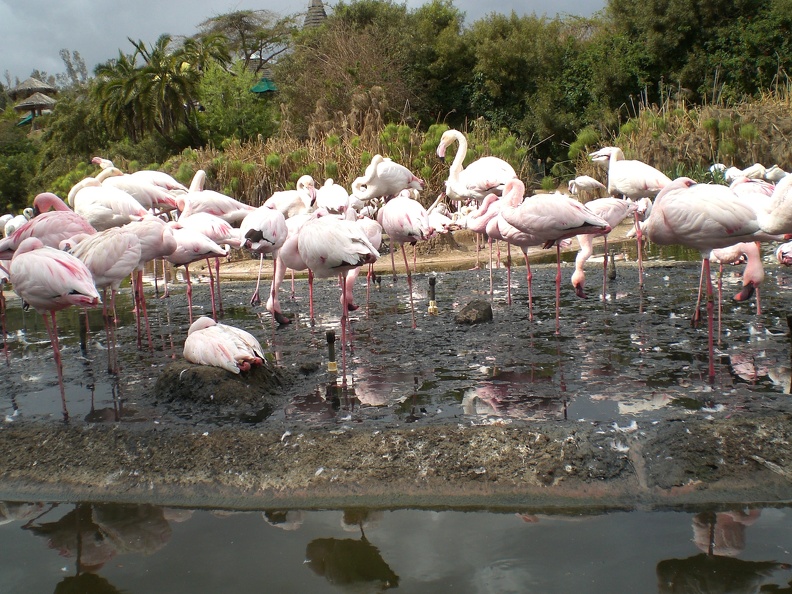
(455, 300), (493, 324)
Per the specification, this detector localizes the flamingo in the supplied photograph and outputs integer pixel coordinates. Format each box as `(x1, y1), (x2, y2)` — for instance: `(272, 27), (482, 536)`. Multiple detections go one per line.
(351, 154), (425, 202)
(0, 193), (96, 260)
(183, 317), (265, 374)
(70, 170), (149, 231)
(315, 178), (350, 215)
(164, 225), (228, 323)
(568, 176), (606, 202)
(265, 212), (312, 325)
(3, 208), (34, 237)
(98, 166), (179, 213)
(590, 146), (671, 286)
(378, 190), (433, 328)
(178, 172), (255, 224)
(297, 213), (379, 383)
(123, 215), (177, 349)
(263, 175), (318, 218)
(570, 198), (638, 299)
(643, 177), (782, 379)
(66, 228), (142, 371)
(176, 211), (243, 316)
(9, 237), (100, 419)
(775, 241), (792, 266)
(239, 205), (288, 306)
(91, 157), (189, 193)
(500, 181), (611, 333)
(462, 193), (503, 292)
(436, 129), (517, 267)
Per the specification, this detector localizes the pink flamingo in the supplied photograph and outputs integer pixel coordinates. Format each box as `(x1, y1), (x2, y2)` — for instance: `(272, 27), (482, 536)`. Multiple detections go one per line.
(183, 317), (265, 374)
(378, 190), (433, 328)
(315, 178), (350, 215)
(501, 181), (611, 333)
(178, 171), (255, 224)
(91, 157), (189, 193)
(67, 228), (142, 372)
(0, 193), (96, 260)
(297, 214), (379, 384)
(351, 154), (425, 202)
(462, 193), (502, 289)
(436, 129), (517, 267)
(643, 177), (781, 379)
(568, 175), (606, 202)
(239, 205), (288, 306)
(570, 198), (638, 299)
(98, 167), (179, 213)
(264, 175), (318, 218)
(266, 212), (313, 325)
(123, 215), (177, 349)
(9, 237), (100, 419)
(177, 211), (243, 316)
(164, 225), (228, 324)
(590, 146), (671, 286)
(70, 177), (148, 231)
(706, 242), (764, 341)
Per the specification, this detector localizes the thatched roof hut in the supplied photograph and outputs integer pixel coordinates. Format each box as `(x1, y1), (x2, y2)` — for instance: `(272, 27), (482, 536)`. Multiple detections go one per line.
(8, 77), (56, 101)
(13, 91), (57, 113)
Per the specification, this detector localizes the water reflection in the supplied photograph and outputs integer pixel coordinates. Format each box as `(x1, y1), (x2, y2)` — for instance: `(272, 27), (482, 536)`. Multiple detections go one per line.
(3, 500), (792, 593)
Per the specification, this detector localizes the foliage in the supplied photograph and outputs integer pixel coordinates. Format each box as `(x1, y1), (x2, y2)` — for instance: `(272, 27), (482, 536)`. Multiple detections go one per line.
(0, 115), (38, 211)
(197, 63), (278, 146)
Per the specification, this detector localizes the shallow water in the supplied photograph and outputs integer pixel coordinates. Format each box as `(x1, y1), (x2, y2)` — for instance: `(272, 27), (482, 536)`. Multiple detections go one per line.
(2, 499), (792, 593)
(3, 242), (792, 591)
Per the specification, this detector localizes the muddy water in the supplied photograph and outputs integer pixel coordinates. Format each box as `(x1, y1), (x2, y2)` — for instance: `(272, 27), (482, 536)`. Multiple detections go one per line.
(2, 242), (792, 591)
(2, 501), (792, 592)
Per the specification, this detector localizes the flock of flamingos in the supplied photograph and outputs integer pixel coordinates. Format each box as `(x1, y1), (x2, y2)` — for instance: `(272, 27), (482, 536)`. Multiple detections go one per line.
(1, 128), (792, 418)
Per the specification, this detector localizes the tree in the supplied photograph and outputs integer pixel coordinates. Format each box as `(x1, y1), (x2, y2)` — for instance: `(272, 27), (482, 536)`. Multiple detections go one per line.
(197, 10), (297, 74)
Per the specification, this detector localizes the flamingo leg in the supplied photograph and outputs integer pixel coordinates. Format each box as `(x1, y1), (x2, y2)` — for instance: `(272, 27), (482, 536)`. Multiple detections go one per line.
(185, 266), (194, 325)
(137, 270), (153, 351)
(634, 212), (644, 289)
(518, 250), (530, 320)
(401, 244), (417, 329)
(340, 272), (349, 387)
(205, 258), (218, 320)
(389, 241), (397, 283)
(717, 263), (723, 345)
(602, 237), (609, 301)
(692, 260), (705, 327)
(250, 253), (265, 306)
(555, 244), (562, 335)
(290, 270), (296, 299)
(488, 239), (494, 297)
(214, 256), (224, 317)
(308, 269), (315, 323)
(704, 257), (716, 381)
(43, 311), (68, 420)
(472, 232), (481, 270)
(0, 282), (8, 362)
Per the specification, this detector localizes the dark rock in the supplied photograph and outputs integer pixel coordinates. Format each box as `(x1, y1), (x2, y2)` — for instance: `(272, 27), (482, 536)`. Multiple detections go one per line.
(455, 300), (493, 325)
(154, 359), (292, 409)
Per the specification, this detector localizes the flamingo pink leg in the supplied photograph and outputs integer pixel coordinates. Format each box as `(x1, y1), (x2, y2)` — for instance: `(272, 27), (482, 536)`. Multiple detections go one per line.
(704, 257), (716, 380)
(489, 239), (494, 296)
(184, 266), (194, 325)
(555, 244), (562, 335)
(401, 244), (417, 329)
(522, 250), (532, 320)
(601, 238), (609, 300)
(308, 269), (315, 322)
(339, 272), (349, 387)
(634, 212), (644, 289)
(42, 311), (68, 420)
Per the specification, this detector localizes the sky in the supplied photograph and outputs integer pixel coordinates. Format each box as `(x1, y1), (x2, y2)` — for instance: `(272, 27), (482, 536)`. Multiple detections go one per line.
(1, 0), (605, 85)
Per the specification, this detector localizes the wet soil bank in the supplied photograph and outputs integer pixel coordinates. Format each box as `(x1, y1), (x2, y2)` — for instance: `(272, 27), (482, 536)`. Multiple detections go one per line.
(0, 414), (790, 510)
(1, 227), (791, 510)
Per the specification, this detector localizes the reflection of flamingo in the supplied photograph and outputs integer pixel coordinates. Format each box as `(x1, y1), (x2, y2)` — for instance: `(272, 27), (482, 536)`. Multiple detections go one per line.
(183, 317), (265, 374)
(378, 191), (432, 328)
(10, 237), (100, 418)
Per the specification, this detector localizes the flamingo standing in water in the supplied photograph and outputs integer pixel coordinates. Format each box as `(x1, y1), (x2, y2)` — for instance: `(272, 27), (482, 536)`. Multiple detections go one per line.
(351, 154), (425, 202)
(707, 242), (765, 341)
(66, 228), (142, 372)
(500, 181), (611, 333)
(298, 214), (379, 383)
(164, 225), (228, 324)
(643, 177), (782, 380)
(239, 205), (288, 306)
(378, 190), (433, 328)
(590, 146), (671, 286)
(436, 129), (517, 268)
(10, 237), (100, 419)
(570, 198), (638, 300)
(183, 317), (265, 374)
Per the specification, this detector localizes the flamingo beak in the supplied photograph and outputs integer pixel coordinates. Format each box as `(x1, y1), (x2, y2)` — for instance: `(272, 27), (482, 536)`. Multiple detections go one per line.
(734, 281), (756, 302)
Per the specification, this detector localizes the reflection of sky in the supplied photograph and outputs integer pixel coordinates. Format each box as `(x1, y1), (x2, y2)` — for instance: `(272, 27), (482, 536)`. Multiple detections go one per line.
(3, 504), (792, 592)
